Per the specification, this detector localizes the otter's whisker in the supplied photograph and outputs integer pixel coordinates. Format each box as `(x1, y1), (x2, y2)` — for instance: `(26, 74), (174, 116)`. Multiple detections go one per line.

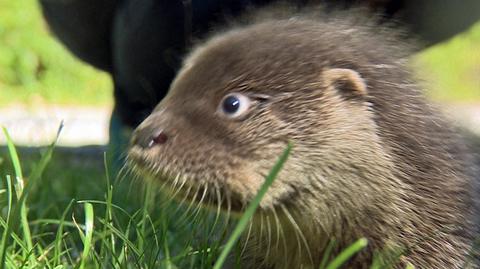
(176, 183), (201, 224)
(240, 218), (254, 258)
(169, 174), (188, 202)
(214, 183), (222, 218)
(211, 183), (223, 234)
(271, 207), (282, 253)
(169, 172), (181, 190)
(158, 173), (181, 207)
(281, 205), (314, 267)
(258, 211), (265, 253)
(224, 191), (232, 224)
(191, 183), (208, 221)
(115, 161), (130, 183)
(265, 212), (273, 261)
(175, 181), (194, 213)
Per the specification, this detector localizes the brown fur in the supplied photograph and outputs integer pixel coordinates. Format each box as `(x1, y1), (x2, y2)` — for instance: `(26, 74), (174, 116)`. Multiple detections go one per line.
(128, 8), (478, 269)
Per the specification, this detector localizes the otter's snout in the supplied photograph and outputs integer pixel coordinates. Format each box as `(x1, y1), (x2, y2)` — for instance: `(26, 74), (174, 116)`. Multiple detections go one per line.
(131, 114), (170, 149)
(131, 127), (169, 149)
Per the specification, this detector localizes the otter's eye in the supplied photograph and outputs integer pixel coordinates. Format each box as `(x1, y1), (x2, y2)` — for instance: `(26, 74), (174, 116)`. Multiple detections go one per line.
(219, 93), (252, 119)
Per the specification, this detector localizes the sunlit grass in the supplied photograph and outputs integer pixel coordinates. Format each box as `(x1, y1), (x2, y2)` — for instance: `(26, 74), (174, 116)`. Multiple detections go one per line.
(413, 21), (480, 103)
(0, 127), (227, 268)
(1, 131), (419, 268)
(0, 0), (112, 107)
(0, 130), (287, 268)
(0, 126), (255, 268)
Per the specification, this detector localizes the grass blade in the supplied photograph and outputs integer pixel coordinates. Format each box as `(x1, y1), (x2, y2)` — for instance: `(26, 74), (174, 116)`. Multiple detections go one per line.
(326, 238), (368, 269)
(405, 262), (415, 269)
(0, 125), (61, 268)
(54, 199), (75, 265)
(0, 175), (14, 269)
(1, 127), (33, 266)
(2, 127), (23, 181)
(2, 128), (33, 255)
(79, 203), (94, 269)
(319, 238), (337, 269)
(212, 142), (292, 269)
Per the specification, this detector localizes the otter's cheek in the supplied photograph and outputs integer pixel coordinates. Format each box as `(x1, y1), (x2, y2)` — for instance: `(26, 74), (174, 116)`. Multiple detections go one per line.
(227, 168), (262, 200)
(225, 167), (283, 209)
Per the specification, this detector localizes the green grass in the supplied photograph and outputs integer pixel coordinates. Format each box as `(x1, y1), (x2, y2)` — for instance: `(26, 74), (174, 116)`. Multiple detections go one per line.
(0, 130), (291, 269)
(0, 0), (112, 107)
(1, 131), (426, 268)
(414, 21), (480, 103)
(0, 129), (224, 268)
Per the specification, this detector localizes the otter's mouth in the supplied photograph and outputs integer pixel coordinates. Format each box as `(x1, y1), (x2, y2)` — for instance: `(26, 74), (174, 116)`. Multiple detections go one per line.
(128, 146), (247, 214)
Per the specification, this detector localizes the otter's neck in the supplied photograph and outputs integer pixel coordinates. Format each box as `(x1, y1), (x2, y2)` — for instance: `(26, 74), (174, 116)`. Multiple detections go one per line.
(243, 164), (413, 269)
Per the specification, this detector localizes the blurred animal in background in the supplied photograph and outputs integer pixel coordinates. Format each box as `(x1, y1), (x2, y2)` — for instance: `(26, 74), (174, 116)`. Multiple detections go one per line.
(38, 0), (480, 157)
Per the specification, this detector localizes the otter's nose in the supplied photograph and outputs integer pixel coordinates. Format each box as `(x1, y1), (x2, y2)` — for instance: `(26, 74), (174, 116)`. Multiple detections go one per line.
(131, 128), (169, 149)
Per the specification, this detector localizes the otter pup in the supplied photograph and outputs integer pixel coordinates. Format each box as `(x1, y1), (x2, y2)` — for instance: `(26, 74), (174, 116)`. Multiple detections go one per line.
(128, 10), (478, 268)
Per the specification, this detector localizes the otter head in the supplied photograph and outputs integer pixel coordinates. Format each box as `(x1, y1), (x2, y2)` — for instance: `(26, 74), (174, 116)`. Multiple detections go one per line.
(128, 21), (397, 218)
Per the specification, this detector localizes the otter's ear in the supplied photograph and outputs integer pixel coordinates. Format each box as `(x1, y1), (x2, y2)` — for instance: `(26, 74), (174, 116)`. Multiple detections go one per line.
(321, 68), (367, 99)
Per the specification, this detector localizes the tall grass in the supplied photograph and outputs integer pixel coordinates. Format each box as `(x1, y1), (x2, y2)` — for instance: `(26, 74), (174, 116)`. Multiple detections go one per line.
(0, 129), (288, 268)
(0, 128), (429, 268)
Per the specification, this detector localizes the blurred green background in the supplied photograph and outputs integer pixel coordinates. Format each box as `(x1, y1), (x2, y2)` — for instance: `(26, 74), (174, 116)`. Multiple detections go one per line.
(0, 0), (112, 107)
(415, 23), (480, 103)
(0, 0), (479, 109)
